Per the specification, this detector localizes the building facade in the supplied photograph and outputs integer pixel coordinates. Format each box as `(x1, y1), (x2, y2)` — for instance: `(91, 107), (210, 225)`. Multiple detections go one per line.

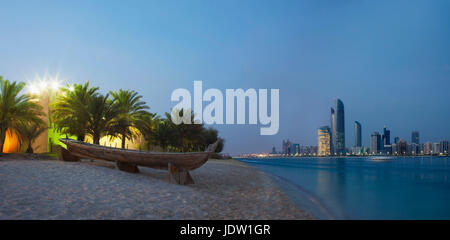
(440, 140), (449, 154)
(370, 132), (381, 154)
(397, 139), (407, 155)
(424, 142), (433, 155)
(383, 126), (391, 146)
(333, 99), (345, 155)
(330, 108), (336, 154)
(318, 126), (331, 156)
(411, 131), (420, 144)
(354, 121), (362, 147)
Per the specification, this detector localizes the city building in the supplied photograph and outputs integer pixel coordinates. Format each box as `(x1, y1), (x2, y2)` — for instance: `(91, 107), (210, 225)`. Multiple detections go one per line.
(391, 143), (397, 154)
(282, 139), (292, 155)
(384, 145), (392, 155)
(299, 145), (317, 155)
(370, 132), (381, 154)
(382, 125), (390, 146)
(291, 143), (300, 155)
(433, 143), (440, 155)
(330, 108), (335, 154)
(424, 142), (433, 155)
(333, 99), (345, 155)
(411, 131), (420, 144)
(271, 146), (277, 154)
(440, 140), (449, 154)
(397, 139), (408, 155)
(410, 143), (419, 155)
(318, 126), (331, 156)
(354, 121), (362, 147)
(394, 137), (400, 144)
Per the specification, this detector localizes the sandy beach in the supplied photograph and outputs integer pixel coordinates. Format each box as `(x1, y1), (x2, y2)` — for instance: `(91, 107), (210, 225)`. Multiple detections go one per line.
(0, 155), (313, 220)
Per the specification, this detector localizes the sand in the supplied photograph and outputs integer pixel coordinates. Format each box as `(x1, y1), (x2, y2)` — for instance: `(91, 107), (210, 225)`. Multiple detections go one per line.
(0, 156), (313, 220)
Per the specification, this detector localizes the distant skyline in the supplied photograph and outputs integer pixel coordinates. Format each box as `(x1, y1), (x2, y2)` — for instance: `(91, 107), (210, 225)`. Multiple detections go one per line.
(1, 0), (450, 154)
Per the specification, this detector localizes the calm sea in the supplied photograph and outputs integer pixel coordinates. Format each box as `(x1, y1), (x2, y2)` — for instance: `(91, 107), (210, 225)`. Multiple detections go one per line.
(236, 156), (450, 220)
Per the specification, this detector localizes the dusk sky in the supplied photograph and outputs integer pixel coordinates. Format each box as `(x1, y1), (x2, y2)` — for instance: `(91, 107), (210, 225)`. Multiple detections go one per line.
(1, 0), (449, 154)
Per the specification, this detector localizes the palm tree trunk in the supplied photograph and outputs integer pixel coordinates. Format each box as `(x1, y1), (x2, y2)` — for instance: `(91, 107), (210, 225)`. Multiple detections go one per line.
(93, 133), (100, 145)
(77, 134), (85, 142)
(0, 128), (7, 153)
(121, 134), (126, 149)
(26, 140), (33, 154)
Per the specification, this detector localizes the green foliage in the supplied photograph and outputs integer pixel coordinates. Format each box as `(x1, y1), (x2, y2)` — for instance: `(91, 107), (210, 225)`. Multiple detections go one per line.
(85, 93), (119, 144)
(50, 81), (224, 153)
(0, 76), (44, 153)
(0, 76), (225, 154)
(140, 109), (224, 153)
(109, 89), (150, 148)
(51, 81), (99, 141)
(15, 121), (47, 153)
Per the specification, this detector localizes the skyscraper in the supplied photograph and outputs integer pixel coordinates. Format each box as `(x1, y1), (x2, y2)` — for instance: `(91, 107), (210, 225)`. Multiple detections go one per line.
(383, 125), (390, 145)
(440, 140), (449, 154)
(334, 99), (345, 155)
(318, 126), (331, 156)
(330, 108), (336, 154)
(282, 139), (293, 155)
(412, 131), (420, 144)
(290, 143), (300, 155)
(354, 121), (361, 147)
(370, 132), (381, 154)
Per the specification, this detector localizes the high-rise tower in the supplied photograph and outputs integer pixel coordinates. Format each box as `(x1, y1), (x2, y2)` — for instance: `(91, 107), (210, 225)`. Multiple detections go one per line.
(383, 125), (390, 145)
(354, 121), (361, 147)
(370, 132), (381, 154)
(318, 126), (331, 156)
(411, 131), (420, 144)
(330, 108), (336, 154)
(334, 99), (345, 155)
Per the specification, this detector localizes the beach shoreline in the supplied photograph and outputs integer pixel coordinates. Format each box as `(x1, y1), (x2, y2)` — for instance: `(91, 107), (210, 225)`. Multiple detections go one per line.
(0, 156), (313, 220)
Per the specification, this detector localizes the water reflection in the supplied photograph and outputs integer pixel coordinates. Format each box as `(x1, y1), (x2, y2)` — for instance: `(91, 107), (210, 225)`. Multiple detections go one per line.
(238, 156), (450, 219)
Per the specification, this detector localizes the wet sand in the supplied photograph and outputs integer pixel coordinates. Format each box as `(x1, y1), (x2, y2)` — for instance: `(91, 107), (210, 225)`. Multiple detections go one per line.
(0, 156), (313, 220)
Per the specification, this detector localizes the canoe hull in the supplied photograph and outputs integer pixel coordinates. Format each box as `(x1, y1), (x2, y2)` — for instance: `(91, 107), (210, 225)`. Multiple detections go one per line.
(59, 139), (215, 171)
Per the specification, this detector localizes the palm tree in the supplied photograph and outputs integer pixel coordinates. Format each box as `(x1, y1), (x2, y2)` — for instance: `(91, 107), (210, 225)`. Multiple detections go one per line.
(109, 89), (150, 149)
(152, 118), (176, 151)
(200, 127), (224, 152)
(134, 112), (157, 150)
(52, 81), (98, 141)
(15, 122), (47, 153)
(85, 93), (118, 144)
(0, 76), (44, 153)
(165, 110), (204, 152)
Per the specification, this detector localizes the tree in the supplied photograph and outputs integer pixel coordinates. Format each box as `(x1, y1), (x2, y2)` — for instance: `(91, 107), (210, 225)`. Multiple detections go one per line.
(201, 127), (224, 153)
(109, 89), (150, 149)
(15, 122), (47, 153)
(134, 112), (157, 150)
(0, 76), (44, 153)
(151, 110), (224, 153)
(165, 109), (205, 152)
(85, 93), (118, 144)
(52, 82), (99, 141)
(152, 118), (176, 151)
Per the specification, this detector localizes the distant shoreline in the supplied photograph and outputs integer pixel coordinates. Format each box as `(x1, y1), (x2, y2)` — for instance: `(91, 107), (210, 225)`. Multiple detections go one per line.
(236, 155), (450, 159)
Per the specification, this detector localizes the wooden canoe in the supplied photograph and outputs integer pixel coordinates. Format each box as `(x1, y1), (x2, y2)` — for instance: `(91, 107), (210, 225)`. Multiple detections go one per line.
(59, 138), (220, 185)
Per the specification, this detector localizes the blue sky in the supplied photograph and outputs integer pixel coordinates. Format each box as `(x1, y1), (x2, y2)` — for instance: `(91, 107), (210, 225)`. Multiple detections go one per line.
(1, 0), (449, 154)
